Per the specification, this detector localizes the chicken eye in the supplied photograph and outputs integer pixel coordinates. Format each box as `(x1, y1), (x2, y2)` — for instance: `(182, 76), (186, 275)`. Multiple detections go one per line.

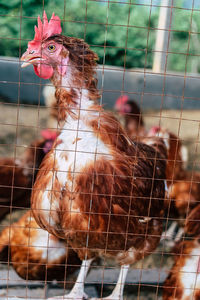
(47, 44), (56, 52)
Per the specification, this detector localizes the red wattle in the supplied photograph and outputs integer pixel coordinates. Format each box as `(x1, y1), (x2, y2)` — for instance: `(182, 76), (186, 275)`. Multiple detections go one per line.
(33, 64), (54, 79)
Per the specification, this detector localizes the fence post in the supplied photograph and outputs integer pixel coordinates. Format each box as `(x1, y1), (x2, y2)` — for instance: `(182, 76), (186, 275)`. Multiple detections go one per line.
(153, 0), (173, 73)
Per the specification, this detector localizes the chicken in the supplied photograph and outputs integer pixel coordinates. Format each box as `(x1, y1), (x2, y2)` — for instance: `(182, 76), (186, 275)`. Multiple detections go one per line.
(0, 210), (80, 282)
(0, 130), (57, 220)
(163, 130), (198, 222)
(115, 95), (146, 140)
(148, 126), (185, 186)
(0, 158), (30, 218)
(163, 239), (200, 300)
(21, 11), (166, 299)
(148, 127), (199, 243)
(163, 204), (200, 299)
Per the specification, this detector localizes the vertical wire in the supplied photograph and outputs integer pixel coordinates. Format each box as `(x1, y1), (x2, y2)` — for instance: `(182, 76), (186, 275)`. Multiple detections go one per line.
(153, 1), (175, 299)
(6, 0), (24, 297)
(94, 1), (118, 298)
(136, 1), (157, 299)
(162, 0), (196, 299)
(173, 1), (196, 297)
(118, 0), (134, 295)
(59, 1), (72, 296)
(188, 121), (200, 300)
(96, 0), (110, 298)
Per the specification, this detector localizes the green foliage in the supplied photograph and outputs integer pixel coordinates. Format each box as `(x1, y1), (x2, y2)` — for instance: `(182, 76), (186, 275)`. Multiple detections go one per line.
(167, 0), (200, 73)
(0, 0), (158, 68)
(0, 0), (200, 72)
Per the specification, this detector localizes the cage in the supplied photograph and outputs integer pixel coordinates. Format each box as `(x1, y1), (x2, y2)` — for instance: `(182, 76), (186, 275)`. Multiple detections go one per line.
(0, 0), (200, 299)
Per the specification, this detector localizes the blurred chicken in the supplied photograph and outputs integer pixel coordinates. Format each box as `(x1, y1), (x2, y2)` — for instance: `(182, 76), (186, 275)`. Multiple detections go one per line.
(21, 11), (167, 299)
(163, 239), (200, 300)
(115, 95), (146, 140)
(148, 126), (187, 186)
(0, 130), (57, 220)
(163, 205), (200, 299)
(162, 130), (198, 222)
(149, 127), (200, 243)
(0, 210), (80, 282)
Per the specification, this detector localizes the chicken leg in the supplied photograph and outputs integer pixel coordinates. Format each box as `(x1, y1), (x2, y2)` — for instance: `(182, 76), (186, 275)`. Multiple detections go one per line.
(91, 264), (129, 300)
(49, 258), (93, 300)
(161, 221), (178, 241)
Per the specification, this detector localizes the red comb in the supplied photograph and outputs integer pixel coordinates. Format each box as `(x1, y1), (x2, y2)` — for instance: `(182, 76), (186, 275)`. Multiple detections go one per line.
(115, 95), (129, 110)
(41, 129), (58, 140)
(148, 126), (161, 136)
(28, 11), (62, 48)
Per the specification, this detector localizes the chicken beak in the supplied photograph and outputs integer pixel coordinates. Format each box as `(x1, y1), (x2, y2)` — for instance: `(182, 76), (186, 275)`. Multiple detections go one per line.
(21, 51), (44, 68)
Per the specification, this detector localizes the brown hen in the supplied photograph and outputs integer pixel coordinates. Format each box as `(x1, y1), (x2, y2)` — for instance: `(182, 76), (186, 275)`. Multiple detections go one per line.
(163, 239), (200, 300)
(115, 95), (146, 140)
(21, 11), (166, 299)
(149, 127), (200, 243)
(161, 129), (199, 221)
(0, 131), (57, 220)
(0, 210), (80, 282)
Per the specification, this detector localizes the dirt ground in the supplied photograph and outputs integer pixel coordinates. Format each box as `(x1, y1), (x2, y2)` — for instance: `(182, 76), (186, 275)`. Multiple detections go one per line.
(0, 102), (200, 299)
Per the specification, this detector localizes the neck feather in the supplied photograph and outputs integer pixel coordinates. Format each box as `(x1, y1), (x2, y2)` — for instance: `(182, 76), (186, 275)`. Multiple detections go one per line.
(51, 63), (100, 123)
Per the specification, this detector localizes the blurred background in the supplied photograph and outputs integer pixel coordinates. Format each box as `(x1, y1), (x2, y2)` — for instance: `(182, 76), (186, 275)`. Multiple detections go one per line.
(1, 0), (200, 163)
(1, 0), (200, 72)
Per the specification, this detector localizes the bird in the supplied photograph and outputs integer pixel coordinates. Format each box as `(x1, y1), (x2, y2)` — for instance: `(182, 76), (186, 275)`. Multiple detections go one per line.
(0, 210), (81, 282)
(147, 126), (186, 186)
(21, 11), (166, 299)
(163, 239), (200, 300)
(163, 202), (200, 299)
(0, 130), (58, 220)
(148, 127), (200, 244)
(115, 95), (146, 140)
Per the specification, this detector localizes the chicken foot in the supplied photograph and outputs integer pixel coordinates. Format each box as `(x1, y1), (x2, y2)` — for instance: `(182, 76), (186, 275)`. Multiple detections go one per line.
(90, 264), (129, 300)
(161, 221), (178, 241)
(48, 258), (93, 300)
(174, 227), (184, 242)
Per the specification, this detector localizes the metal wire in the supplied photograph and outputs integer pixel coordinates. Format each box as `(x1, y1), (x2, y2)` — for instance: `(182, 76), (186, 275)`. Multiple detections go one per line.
(1, 0), (200, 299)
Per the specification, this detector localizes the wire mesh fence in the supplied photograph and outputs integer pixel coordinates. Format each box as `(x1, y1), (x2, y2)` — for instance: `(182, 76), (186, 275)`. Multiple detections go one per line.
(0, 0), (200, 299)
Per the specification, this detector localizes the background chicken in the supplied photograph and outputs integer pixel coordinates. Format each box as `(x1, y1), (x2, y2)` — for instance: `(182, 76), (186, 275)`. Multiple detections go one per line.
(163, 239), (200, 300)
(148, 127), (200, 244)
(20, 11), (167, 300)
(0, 130), (57, 220)
(0, 210), (80, 282)
(164, 130), (199, 235)
(115, 95), (146, 140)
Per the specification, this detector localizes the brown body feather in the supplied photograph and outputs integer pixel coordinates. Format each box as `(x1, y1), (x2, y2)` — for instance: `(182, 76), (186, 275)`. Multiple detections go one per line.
(185, 203), (200, 236)
(163, 239), (200, 300)
(150, 129), (200, 222)
(124, 101), (145, 140)
(32, 98), (166, 264)
(0, 137), (57, 220)
(0, 210), (80, 282)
